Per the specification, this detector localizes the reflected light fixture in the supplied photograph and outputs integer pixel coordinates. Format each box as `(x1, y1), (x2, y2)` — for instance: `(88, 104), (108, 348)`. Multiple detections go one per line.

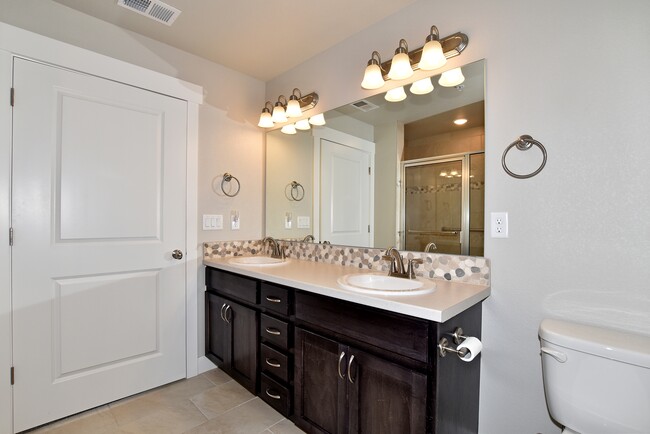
(385, 86), (407, 102)
(410, 77), (434, 95)
(439, 67), (465, 87)
(271, 95), (288, 123)
(257, 101), (274, 128)
(454, 118), (468, 125)
(361, 51), (385, 90)
(295, 119), (311, 130)
(419, 26), (447, 71)
(281, 124), (297, 135)
(308, 113), (326, 126)
(286, 88), (303, 118)
(387, 39), (414, 80)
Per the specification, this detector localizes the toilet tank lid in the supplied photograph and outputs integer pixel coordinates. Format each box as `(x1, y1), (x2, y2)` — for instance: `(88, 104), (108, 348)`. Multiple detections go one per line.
(539, 319), (650, 369)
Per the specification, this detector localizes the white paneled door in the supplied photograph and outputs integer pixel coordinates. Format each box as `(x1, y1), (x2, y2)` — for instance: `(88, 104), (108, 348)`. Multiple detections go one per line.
(11, 58), (187, 431)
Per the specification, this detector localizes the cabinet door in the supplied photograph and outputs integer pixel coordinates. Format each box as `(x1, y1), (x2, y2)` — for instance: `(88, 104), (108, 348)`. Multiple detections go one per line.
(206, 292), (228, 366)
(347, 349), (428, 434)
(228, 300), (258, 392)
(294, 328), (347, 434)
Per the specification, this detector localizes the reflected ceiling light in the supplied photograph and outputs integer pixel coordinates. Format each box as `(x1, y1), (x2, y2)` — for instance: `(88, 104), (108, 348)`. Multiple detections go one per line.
(454, 118), (468, 125)
(257, 101), (274, 128)
(286, 88), (303, 118)
(439, 67), (465, 87)
(385, 86), (407, 102)
(410, 77), (434, 95)
(419, 26), (447, 71)
(281, 124), (297, 135)
(387, 39), (414, 80)
(309, 113), (326, 126)
(271, 95), (288, 123)
(295, 119), (311, 130)
(361, 51), (385, 90)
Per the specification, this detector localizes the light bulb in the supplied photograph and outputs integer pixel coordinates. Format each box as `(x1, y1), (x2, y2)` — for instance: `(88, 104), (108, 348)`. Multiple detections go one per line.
(385, 86), (407, 102)
(271, 103), (287, 123)
(361, 63), (385, 89)
(454, 118), (468, 125)
(410, 77), (434, 95)
(286, 97), (302, 118)
(281, 124), (297, 135)
(295, 119), (311, 130)
(438, 67), (465, 87)
(257, 111), (273, 128)
(419, 35), (446, 70)
(309, 113), (326, 126)
(387, 39), (413, 80)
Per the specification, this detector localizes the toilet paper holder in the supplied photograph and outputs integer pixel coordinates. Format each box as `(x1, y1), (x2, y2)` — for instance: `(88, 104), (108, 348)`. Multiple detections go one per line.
(438, 327), (472, 358)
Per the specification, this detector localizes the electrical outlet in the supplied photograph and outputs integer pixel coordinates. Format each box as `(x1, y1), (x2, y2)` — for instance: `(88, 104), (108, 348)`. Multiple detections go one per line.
(285, 212), (293, 229)
(491, 212), (508, 238)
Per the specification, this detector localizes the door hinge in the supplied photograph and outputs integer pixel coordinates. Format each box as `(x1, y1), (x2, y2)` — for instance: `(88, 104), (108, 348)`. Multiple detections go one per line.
(10, 87), (14, 107)
(368, 166), (371, 175)
(368, 225), (371, 233)
(10, 367), (14, 385)
(9, 227), (13, 246)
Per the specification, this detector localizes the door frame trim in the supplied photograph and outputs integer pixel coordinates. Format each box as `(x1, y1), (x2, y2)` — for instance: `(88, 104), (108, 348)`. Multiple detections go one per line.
(0, 22), (203, 434)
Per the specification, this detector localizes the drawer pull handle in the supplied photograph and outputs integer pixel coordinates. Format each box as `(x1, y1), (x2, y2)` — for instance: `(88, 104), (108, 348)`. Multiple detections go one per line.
(337, 351), (346, 379)
(265, 358), (281, 368)
(266, 296), (282, 303)
(347, 354), (356, 384)
(265, 327), (281, 336)
(265, 388), (281, 400)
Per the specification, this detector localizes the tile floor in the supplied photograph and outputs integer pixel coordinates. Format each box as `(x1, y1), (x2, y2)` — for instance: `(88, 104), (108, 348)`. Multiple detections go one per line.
(26, 369), (305, 434)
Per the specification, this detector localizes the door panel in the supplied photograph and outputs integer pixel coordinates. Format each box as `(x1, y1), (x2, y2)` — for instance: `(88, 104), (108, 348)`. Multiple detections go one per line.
(229, 300), (258, 392)
(11, 58), (187, 431)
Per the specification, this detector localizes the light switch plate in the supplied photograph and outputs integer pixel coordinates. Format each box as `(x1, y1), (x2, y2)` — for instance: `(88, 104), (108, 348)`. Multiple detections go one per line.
(285, 212), (292, 229)
(202, 214), (223, 230)
(231, 210), (240, 230)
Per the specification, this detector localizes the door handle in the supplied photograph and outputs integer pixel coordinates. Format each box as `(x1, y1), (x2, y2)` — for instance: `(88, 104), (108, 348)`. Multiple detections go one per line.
(223, 305), (232, 324)
(220, 303), (227, 321)
(347, 354), (356, 384)
(337, 351), (346, 379)
(172, 249), (183, 260)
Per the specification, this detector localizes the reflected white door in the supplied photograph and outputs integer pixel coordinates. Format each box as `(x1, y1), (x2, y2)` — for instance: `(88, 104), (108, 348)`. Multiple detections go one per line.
(320, 138), (373, 246)
(11, 58), (187, 431)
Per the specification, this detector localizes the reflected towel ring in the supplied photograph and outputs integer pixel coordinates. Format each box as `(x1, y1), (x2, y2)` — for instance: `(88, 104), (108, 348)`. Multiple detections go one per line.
(221, 173), (241, 197)
(290, 181), (305, 201)
(502, 135), (547, 179)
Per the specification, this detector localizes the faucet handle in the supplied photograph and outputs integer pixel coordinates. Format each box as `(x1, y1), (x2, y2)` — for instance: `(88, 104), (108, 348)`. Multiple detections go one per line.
(407, 258), (424, 279)
(381, 255), (397, 274)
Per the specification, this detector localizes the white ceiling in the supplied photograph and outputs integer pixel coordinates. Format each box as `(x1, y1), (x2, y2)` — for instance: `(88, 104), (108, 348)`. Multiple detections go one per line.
(52, 0), (417, 81)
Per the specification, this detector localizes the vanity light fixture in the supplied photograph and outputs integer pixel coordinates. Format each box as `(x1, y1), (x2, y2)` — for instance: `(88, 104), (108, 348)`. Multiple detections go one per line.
(454, 118), (468, 125)
(281, 124), (297, 134)
(257, 101), (274, 128)
(359, 25), (468, 89)
(387, 39), (414, 80)
(308, 113), (326, 126)
(271, 96), (288, 123)
(439, 67), (465, 87)
(295, 119), (311, 130)
(385, 86), (407, 102)
(410, 77), (434, 95)
(257, 90), (320, 129)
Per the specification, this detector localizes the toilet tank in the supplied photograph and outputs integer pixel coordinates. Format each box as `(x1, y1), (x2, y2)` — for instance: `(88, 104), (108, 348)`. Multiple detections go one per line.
(539, 319), (650, 434)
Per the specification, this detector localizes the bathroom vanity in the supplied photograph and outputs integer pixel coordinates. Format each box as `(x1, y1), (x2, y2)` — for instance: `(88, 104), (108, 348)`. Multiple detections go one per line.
(204, 257), (489, 434)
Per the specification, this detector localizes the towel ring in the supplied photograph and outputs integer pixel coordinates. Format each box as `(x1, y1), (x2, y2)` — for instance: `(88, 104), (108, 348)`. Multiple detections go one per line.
(290, 181), (305, 201)
(502, 135), (547, 179)
(221, 173), (241, 197)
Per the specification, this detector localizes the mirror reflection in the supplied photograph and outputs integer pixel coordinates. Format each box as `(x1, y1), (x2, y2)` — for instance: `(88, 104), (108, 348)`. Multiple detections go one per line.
(265, 59), (485, 254)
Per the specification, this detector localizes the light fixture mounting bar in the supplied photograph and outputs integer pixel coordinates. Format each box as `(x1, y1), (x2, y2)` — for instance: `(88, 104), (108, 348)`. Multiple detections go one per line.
(298, 92), (319, 111)
(379, 31), (468, 78)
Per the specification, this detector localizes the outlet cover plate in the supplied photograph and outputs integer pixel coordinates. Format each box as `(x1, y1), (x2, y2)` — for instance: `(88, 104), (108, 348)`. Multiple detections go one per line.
(491, 212), (509, 238)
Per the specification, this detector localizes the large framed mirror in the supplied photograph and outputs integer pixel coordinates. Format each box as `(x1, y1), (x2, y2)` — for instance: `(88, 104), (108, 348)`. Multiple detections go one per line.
(265, 59), (485, 254)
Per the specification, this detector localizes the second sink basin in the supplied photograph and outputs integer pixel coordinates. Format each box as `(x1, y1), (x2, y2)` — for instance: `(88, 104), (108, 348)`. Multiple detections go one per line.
(228, 256), (289, 266)
(337, 273), (436, 296)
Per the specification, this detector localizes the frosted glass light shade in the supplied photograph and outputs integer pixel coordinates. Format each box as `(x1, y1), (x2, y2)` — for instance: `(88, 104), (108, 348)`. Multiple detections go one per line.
(281, 124), (297, 134)
(271, 104), (287, 123)
(361, 63), (385, 90)
(419, 39), (447, 70)
(257, 111), (273, 128)
(309, 113), (326, 126)
(286, 98), (302, 118)
(410, 78), (434, 95)
(295, 119), (311, 130)
(385, 86), (407, 102)
(387, 52), (413, 80)
(438, 67), (465, 87)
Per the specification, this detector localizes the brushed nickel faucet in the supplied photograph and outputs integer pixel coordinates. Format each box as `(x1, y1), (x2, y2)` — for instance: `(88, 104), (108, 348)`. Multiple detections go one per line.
(382, 248), (423, 279)
(262, 236), (284, 259)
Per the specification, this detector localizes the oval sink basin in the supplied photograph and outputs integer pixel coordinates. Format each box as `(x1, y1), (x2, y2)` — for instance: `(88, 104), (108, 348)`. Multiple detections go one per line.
(228, 256), (289, 266)
(337, 273), (436, 296)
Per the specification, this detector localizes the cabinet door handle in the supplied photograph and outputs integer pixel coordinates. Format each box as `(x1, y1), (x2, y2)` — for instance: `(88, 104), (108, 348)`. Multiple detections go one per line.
(337, 351), (346, 379)
(265, 327), (281, 336)
(265, 388), (281, 400)
(220, 303), (227, 322)
(347, 354), (356, 384)
(265, 296), (282, 303)
(265, 358), (281, 368)
(223, 305), (232, 324)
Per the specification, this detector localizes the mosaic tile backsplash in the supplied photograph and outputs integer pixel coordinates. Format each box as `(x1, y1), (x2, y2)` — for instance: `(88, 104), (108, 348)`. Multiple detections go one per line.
(204, 240), (490, 286)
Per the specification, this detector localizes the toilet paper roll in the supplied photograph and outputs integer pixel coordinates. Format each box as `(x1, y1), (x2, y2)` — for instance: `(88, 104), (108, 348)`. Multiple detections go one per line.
(457, 337), (482, 362)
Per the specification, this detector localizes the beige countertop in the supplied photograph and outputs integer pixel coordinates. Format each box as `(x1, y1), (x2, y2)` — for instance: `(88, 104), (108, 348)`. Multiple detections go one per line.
(204, 256), (490, 323)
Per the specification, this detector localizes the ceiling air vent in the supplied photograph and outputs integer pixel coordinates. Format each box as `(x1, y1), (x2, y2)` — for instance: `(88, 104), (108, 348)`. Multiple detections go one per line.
(350, 99), (379, 112)
(117, 0), (181, 26)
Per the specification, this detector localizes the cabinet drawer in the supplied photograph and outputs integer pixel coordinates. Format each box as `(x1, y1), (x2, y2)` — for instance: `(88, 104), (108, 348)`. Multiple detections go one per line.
(260, 314), (289, 350)
(260, 282), (291, 316)
(260, 343), (290, 383)
(260, 373), (291, 417)
(206, 267), (258, 304)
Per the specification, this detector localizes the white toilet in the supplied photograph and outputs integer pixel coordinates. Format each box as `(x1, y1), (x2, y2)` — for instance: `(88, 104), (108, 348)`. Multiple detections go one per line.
(539, 318), (650, 434)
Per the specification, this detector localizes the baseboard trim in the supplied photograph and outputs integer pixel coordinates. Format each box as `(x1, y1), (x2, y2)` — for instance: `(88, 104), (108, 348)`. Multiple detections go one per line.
(197, 356), (217, 374)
